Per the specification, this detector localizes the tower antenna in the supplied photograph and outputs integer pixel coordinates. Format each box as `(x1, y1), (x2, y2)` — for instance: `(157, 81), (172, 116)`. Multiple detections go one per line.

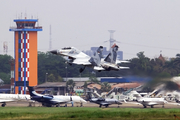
(3, 41), (8, 54)
(108, 30), (116, 50)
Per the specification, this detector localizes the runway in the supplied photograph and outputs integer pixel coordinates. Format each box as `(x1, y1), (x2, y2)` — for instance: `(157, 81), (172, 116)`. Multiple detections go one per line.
(3, 101), (180, 109)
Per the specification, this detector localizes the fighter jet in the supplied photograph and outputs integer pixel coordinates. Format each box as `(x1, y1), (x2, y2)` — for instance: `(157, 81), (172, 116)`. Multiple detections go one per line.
(50, 46), (103, 73)
(94, 44), (129, 71)
(88, 92), (122, 108)
(90, 97), (122, 108)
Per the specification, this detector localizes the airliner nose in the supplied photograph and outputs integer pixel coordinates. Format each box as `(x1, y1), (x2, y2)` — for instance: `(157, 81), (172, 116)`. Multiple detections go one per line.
(80, 98), (87, 103)
(50, 50), (58, 54)
(82, 99), (87, 103)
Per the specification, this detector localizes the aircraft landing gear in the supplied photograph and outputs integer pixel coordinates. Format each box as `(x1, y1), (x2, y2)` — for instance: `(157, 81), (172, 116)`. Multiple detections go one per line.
(151, 105), (154, 108)
(79, 66), (86, 73)
(1, 103), (6, 107)
(105, 105), (109, 108)
(80, 103), (83, 107)
(64, 104), (67, 107)
(99, 104), (102, 108)
(68, 63), (72, 66)
(143, 105), (147, 108)
(56, 104), (60, 107)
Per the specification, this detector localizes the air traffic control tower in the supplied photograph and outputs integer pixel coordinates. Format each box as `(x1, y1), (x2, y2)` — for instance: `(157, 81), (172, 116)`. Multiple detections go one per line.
(9, 18), (42, 94)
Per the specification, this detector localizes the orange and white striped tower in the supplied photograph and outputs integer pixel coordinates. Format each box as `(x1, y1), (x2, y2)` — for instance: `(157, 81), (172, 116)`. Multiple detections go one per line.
(9, 18), (42, 94)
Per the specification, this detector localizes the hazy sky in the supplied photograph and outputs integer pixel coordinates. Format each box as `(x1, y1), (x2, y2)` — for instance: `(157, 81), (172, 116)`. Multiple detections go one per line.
(1, 0), (180, 59)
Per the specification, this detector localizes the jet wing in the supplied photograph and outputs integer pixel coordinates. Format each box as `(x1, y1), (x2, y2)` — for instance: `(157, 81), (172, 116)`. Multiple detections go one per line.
(62, 52), (90, 60)
(72, 59), (92, 65)
(118, 66), (130, 69)
(116, 60), (130, 64)
(93, 66), (105, 71)
(103, 62), (120, 70)
(100, 102), (110, 106)
(0, 99), (16, 103)
(147, 102), (159, 106)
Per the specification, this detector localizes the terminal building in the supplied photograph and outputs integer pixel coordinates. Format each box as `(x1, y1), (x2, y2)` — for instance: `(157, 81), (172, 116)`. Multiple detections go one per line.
(9, 18), (42, 94)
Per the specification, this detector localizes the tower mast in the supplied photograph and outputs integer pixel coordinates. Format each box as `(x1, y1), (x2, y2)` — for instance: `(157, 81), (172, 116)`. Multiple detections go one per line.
(108, 30), (116, 50)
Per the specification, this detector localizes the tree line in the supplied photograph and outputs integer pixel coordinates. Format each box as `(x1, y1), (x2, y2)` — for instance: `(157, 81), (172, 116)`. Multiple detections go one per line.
(0, 51), (180, 84)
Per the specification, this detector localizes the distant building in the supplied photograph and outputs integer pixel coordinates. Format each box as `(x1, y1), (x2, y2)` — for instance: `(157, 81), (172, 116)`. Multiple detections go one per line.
(0, 84), (10, 93)
(34, 76), (151, 95)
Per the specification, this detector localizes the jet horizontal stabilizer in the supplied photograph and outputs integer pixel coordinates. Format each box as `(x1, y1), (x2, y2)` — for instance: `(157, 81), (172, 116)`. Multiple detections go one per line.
(118, 66), (130, 69)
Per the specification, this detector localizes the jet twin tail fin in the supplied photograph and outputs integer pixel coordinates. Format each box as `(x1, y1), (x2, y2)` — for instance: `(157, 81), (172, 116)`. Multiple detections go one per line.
(104, 44), (118, 64)
(89, 46), (103, 66)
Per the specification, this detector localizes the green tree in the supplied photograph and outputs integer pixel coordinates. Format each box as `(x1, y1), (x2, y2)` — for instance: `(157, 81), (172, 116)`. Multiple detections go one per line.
(47, 74), (56, 82)
(0, 72), (10, 84)
(0, 54), (12, 84)
(47, 74), (63, 82)
(101, 82), (111, 92)
(176, 54), (180, 58)
(83, 81), (88, 95)
(0, 54), (12, 73)
(89, 76), (99, 84)
(129, 51), (152, 76)
(66, 79), (76, 93)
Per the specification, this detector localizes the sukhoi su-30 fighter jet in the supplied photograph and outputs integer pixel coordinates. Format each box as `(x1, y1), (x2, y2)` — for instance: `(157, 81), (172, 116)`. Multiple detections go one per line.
(50, 46), (103, 73)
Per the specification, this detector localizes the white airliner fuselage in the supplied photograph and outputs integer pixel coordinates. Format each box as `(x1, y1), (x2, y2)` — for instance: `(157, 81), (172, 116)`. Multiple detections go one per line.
(29, 87), (87, 107)
(137, 97), (167, 108)
(56, 95), (87, 106)
(0, 94), (30, 107)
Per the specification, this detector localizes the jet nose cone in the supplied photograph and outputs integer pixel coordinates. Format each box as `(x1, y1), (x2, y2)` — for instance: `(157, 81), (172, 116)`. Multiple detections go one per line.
(50, 50), (58, 54)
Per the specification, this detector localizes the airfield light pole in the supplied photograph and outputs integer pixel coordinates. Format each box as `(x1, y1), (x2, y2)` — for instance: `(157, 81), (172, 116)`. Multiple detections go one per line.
(79, 73), (81, 81)
(65, 62), (67, 82)
(46, 73), (48, 82)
